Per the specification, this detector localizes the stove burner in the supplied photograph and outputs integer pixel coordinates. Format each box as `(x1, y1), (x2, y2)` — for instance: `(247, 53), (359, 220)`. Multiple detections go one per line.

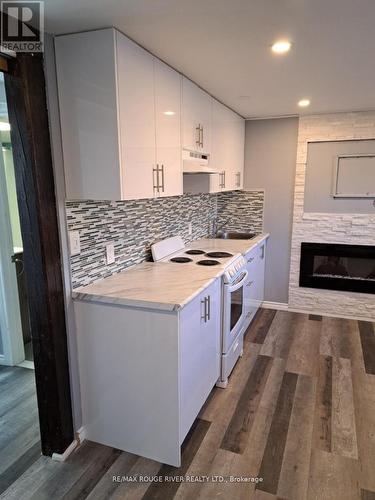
(170, 257), (193, 263)
(205, 251), (233, 258)
(185, 249), (206, 255)
(197, 259), (220, 266)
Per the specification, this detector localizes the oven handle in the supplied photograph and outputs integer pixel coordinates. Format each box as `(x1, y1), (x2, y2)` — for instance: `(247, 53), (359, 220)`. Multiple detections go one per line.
(226, 270), (248, 293)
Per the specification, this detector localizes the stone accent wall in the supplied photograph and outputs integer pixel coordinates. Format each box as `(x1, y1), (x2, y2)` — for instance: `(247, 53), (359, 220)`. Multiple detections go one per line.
(66, 190), (264, 288)
(289, 112), (375, 320)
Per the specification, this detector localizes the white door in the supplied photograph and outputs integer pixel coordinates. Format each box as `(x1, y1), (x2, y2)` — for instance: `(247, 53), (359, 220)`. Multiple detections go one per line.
(116, 32), (156, 200)
(154, 60), (182, 198)
(0, 149), (24, 366)
(182, 77), (212, 154)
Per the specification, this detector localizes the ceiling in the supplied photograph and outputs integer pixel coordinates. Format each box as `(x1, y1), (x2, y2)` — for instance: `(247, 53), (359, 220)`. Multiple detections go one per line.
(43, 0), (375, 118)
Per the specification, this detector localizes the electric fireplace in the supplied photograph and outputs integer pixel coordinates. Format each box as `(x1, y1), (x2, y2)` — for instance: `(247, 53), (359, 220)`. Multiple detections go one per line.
(299, 243), (375, 294)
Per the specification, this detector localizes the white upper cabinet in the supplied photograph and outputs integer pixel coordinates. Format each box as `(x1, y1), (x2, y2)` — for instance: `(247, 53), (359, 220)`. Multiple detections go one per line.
(55, 28), (244, 201)
(182, 77), (212, 154)
(55, 28), (182, 201)
(210, 99), (245, 193)
(154, 60), (183, 198)
(116, 31), (156, 200)
(55, 29), (122, 200)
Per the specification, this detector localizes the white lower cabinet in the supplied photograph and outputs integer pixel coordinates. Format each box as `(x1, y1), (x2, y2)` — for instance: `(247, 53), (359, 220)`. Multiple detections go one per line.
(243, 242), (266, 329)
(74, 278), (221, 467)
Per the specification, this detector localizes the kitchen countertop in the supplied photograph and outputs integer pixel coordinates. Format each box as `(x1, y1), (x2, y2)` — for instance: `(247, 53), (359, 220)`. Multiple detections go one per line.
(72, 233), (269, 312)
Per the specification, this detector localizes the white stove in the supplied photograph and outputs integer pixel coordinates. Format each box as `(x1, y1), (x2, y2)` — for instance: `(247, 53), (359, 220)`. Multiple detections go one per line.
(151, 236), (248, 388)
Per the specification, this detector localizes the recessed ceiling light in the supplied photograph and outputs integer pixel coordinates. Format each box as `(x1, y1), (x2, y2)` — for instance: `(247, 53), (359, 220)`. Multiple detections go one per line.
(298, 99), (311, 107)
(0, 121), (10, 131)
(163, 111), (175, 116)
(271, 40), (292, 54)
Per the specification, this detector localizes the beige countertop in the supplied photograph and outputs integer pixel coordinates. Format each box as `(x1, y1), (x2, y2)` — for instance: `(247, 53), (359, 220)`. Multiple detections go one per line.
(72, 233), (269, 312)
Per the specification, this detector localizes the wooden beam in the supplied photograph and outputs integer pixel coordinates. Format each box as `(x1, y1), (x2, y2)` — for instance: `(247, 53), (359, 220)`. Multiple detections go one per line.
(4, 52), (74, 456)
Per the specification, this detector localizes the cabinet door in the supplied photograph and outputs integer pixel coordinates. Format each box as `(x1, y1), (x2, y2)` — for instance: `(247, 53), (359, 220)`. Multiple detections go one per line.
(179, 279), (221, 441)
(182, 77), (212, 154)
(211, 99), (245, 192)
(154, 60), (183, 198)
(116, 32), (156, 200)
(55, 29), (122, 200)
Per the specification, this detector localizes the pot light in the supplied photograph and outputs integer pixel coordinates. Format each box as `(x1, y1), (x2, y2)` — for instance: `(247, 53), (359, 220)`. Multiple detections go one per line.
(298, 99), (311, 107)
(271, 40), (291, 54)
(163, 111), (175, 116)
(0, 121), (10, 131)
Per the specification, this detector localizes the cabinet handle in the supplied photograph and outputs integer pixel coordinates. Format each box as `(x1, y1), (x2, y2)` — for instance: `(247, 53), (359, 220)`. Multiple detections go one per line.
(153, 165), (160, 194)
(260, 245), (265, 259)
(196, 124), (201, 147)
(247, 257), (254, 263)
(236, 172), (241, 187)
(161, 164), (165, 193)
(201, 125), (204, 148)
(206, 295), (211, 321)
(223, 170), (226, 188)
(246, 281), (254, 287)
(201, 298), (206, 322)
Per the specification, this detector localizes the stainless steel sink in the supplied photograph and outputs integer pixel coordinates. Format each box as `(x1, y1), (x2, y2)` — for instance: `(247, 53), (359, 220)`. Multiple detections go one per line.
(215, 231), (257, 240)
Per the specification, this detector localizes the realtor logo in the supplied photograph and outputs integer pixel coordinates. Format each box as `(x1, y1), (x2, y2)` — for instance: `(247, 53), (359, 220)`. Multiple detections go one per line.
(1, 1), (44, 52)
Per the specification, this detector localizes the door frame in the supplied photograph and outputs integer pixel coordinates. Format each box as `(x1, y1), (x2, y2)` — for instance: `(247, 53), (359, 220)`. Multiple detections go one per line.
(0, 43), (74, 455)
(0, 147), (24, 366)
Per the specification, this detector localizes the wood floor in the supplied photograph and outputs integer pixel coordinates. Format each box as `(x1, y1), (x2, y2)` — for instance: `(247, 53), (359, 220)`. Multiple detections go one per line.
(0, 366), (40, 495)
(2, 309), (375, 500)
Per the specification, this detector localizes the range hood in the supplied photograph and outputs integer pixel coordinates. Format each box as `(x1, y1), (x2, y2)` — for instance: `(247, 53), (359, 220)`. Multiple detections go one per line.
(182, 149), (217, 174)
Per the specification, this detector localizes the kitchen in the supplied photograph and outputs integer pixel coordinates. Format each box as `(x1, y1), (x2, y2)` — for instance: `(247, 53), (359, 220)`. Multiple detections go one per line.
(0, 1), (375, 499)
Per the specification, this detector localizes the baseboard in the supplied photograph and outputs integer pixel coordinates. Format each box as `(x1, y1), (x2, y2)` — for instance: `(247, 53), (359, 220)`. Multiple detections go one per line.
(52, 439), (78, 462)
(261, 301), (289, 311)
(261, 301), (373, 322)
(17, 360), (34, 370)
(76, 426), (87, 445)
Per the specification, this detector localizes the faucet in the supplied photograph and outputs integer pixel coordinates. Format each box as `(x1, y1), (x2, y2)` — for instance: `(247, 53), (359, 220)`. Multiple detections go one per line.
(211, 217), (232, 236)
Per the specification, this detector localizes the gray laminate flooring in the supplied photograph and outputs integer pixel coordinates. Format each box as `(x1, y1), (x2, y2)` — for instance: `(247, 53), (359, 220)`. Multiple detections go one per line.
(2, 309), (375, 500)
(0, 366), (40, 495)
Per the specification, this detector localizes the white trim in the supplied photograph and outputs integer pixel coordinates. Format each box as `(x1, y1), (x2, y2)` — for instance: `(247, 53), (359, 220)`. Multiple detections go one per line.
(51, 439), (78, 462)
(261, 301), (373, 322)
(76, 426), (87, 445)
(17, 360), (34, 370)
(261, 301), (289, 311)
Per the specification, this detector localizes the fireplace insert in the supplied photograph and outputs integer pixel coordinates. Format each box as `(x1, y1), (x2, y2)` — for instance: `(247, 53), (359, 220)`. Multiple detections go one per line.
(300, 242), (375, 294)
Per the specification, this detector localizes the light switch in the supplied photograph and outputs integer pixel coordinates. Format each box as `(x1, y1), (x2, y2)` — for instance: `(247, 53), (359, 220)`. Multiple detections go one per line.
(106, 244), (115, 264)
(69, 231), (81, 256)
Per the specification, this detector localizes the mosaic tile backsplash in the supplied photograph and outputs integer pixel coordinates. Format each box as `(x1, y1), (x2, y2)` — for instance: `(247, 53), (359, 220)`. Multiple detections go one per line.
(66, 190), (264, 288)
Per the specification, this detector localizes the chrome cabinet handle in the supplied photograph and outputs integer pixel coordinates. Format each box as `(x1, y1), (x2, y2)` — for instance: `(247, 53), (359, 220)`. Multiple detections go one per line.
(161, 164), (165, 193)
(201, 298), (206, 322)
(236, 172), (241, 187)
(201, 125), (204, 148)
(153, 165), (160, 193)
(246, 281), (254, 287)
(207, 295), (211, 321)
(223, 170), (226, 188)
(196, 124), (202, 147)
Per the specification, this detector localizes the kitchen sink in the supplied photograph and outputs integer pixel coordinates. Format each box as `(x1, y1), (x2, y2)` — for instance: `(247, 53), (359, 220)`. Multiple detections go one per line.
(215, 231), (257, 240)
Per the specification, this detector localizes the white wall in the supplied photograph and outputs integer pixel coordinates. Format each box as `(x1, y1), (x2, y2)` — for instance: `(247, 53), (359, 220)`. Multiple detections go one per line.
(244, 118), (299, 304)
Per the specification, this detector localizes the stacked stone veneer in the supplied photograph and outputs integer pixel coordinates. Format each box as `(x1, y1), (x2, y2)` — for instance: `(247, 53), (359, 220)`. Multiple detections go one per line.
(289, 112), (375, 320)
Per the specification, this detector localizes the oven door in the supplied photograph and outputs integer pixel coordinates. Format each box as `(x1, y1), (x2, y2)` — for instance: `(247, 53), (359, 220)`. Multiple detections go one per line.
(222, 270), (248, 353)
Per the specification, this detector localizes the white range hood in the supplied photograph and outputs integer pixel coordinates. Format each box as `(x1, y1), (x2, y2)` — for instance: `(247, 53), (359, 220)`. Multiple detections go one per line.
(182, 149), (217, 174)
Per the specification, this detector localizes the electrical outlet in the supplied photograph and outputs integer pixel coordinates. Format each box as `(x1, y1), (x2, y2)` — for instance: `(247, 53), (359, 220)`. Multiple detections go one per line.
(106, 244), (115, 264)
(188, 222), (192, 235)
(69, 231), (81, 256)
